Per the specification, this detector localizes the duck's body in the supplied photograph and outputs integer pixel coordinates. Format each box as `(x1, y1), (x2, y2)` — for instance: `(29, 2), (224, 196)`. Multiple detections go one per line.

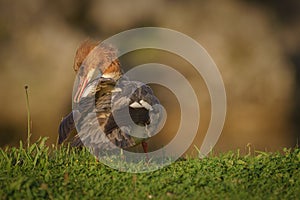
(58, 40), (162, 155)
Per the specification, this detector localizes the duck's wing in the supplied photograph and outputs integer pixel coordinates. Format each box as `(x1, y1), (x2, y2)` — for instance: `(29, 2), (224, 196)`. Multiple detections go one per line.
(59, 77), (164, 154)
(103, 80), (163, 142)
(71, 77), (118, 149)
(58, 112), (75, 144)
(105, 81), (159, 132)
(57, 77), (114, 146)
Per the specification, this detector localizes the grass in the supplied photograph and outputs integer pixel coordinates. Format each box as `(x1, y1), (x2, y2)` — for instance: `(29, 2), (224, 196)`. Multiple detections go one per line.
(0, 138), (299, 199)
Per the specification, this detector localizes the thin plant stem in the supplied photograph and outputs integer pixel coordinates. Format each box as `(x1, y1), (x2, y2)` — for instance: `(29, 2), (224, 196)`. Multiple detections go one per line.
(25, 85), (32, 149)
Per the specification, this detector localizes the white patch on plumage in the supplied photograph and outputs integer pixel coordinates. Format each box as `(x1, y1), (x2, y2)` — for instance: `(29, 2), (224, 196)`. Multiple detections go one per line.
(101, 73), (115, 78)
(112, 87), (122, 92)
(129, 101), (143, 108)
(139, 100), (153, 110)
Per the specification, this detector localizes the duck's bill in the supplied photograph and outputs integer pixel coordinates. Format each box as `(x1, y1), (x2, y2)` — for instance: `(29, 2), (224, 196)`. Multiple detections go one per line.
(73, 69), (95, 103)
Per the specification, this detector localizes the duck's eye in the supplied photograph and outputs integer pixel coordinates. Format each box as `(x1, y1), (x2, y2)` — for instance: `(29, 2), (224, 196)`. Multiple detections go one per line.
(78, 65), (85, 76)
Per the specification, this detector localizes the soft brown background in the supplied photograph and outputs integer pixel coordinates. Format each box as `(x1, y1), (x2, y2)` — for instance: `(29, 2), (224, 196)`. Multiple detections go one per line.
(0, 0), (299, 154)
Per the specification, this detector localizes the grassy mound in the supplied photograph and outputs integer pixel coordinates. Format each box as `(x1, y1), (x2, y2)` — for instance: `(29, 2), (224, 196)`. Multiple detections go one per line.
(0, 138), (299, 199)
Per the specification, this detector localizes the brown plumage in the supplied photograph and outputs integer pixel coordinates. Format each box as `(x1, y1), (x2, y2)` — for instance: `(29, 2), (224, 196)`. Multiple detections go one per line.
(59, 40), (163, 156)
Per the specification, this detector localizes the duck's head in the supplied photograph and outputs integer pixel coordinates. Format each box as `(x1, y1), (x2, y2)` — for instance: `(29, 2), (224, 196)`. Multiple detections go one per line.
(73, 39), (122, 103)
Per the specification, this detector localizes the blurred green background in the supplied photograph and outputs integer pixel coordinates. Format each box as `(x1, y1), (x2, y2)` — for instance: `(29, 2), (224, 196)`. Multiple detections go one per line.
(0, 0), (299, 154)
